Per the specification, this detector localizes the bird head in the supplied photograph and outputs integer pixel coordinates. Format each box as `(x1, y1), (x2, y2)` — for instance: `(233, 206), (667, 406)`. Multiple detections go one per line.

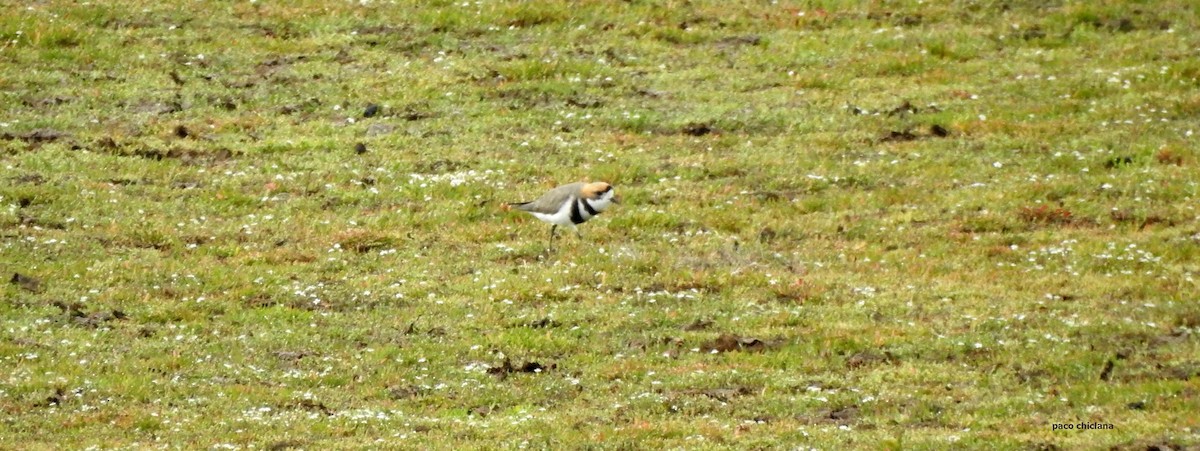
(582, 182), (619, 209)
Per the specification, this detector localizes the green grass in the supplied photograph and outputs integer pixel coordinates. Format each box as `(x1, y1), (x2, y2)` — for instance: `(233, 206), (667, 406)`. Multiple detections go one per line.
(3, 0), (1199, 449)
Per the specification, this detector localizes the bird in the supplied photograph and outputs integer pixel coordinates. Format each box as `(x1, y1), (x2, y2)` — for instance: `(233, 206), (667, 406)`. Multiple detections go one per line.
(505, 181), (620, 247)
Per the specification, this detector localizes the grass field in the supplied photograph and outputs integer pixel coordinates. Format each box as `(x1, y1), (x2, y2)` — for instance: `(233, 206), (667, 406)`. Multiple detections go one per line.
(2, 0), (1199, 449)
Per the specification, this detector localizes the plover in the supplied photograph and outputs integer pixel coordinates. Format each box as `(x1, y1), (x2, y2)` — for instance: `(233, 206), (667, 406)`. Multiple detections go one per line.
(506, 181), (620, 246)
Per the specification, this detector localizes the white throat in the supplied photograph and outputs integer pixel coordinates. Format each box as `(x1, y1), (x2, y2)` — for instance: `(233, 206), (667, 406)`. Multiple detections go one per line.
(586, 193), (616, 212)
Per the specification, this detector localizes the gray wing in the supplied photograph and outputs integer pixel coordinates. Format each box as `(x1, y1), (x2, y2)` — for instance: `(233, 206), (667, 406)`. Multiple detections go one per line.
(514, 182), (583, 214)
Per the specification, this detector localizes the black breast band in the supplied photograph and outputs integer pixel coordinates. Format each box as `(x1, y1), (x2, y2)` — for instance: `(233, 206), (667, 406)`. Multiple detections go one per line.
(581, 199), (599, 216)
(570, 199), (585, 224)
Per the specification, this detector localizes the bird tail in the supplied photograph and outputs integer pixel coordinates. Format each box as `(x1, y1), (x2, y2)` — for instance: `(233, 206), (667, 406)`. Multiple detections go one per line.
(501, 202), (527, 212)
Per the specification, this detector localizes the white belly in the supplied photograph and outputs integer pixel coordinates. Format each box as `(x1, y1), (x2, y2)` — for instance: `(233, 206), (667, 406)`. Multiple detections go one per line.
(529, 198), (577, 226)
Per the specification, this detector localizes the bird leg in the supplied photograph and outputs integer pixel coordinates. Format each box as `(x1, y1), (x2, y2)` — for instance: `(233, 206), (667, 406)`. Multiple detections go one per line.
(548, 224), (558, 249)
